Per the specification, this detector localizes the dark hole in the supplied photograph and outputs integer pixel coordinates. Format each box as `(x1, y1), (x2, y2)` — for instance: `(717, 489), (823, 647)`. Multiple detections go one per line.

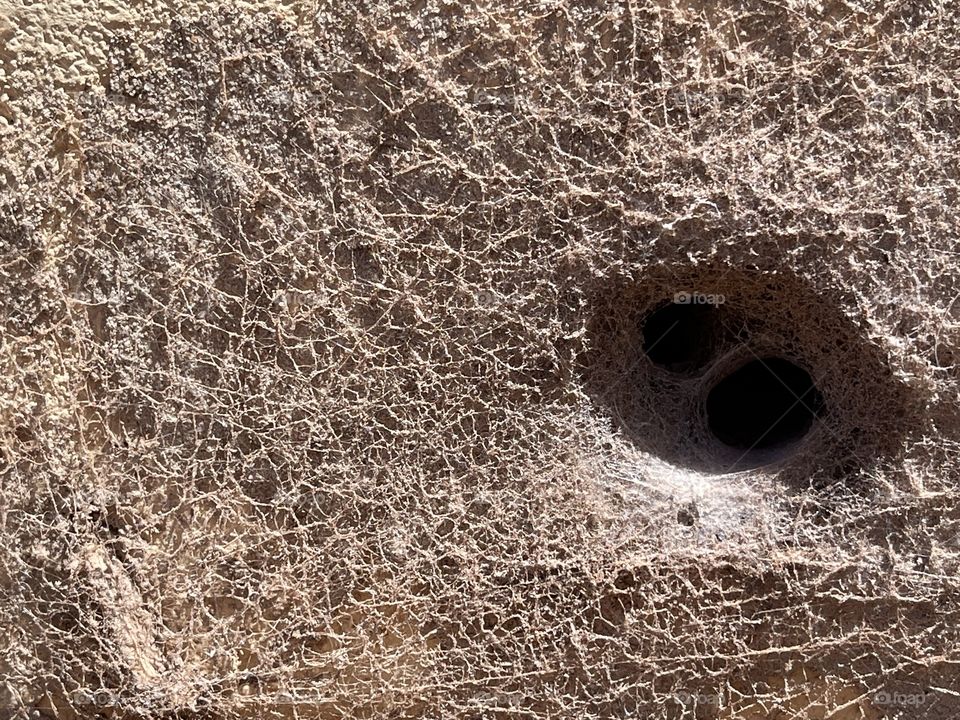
(706, 357), (824, 450)
(677, 503), (699, 527)
(641, 301), (719, 373)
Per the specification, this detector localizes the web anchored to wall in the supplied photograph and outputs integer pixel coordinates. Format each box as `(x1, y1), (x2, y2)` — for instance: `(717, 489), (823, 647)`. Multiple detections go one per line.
(1, 2), (959, 719)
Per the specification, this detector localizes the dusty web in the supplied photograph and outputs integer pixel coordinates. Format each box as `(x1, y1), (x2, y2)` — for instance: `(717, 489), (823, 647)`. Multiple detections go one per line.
(1, 2), (959, 718)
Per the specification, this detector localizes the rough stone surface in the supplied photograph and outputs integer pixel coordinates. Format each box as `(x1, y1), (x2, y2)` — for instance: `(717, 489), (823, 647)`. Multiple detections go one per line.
(2, 2), (959, 719)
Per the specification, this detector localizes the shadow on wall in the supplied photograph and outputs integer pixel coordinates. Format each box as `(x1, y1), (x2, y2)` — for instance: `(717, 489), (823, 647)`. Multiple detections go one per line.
(582, 264), (916, 483)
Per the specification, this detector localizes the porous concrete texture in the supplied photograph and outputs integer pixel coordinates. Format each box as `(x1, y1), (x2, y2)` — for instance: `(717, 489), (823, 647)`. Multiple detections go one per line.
(2, 1), (959, 719)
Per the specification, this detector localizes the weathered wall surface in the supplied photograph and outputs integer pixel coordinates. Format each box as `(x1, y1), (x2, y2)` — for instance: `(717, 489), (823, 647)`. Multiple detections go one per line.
(2, 1), (959, 719)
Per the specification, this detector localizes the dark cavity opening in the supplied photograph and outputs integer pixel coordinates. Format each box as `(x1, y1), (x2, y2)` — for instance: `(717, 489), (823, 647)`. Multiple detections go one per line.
(641, 301), (719, 373)
(706, 357), (824, 450)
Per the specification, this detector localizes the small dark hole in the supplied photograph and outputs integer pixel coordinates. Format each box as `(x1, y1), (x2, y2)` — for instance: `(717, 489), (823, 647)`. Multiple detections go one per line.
(677, 503), (699, 527)
(706, 357), (824, 450)
(641, 302), (719, 373)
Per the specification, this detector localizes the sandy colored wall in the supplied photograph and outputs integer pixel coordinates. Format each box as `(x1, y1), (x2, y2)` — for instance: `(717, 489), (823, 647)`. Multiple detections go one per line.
(2, 1), (959, 719)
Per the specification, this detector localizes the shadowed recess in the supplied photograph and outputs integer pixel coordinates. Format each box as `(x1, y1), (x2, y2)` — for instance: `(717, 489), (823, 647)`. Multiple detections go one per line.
(641, 301), (720, 373)
(706, 357), (824, 450)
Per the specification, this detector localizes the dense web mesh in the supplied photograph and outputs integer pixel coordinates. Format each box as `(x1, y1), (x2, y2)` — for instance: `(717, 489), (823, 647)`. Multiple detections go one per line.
(2, 2), (960, 718)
